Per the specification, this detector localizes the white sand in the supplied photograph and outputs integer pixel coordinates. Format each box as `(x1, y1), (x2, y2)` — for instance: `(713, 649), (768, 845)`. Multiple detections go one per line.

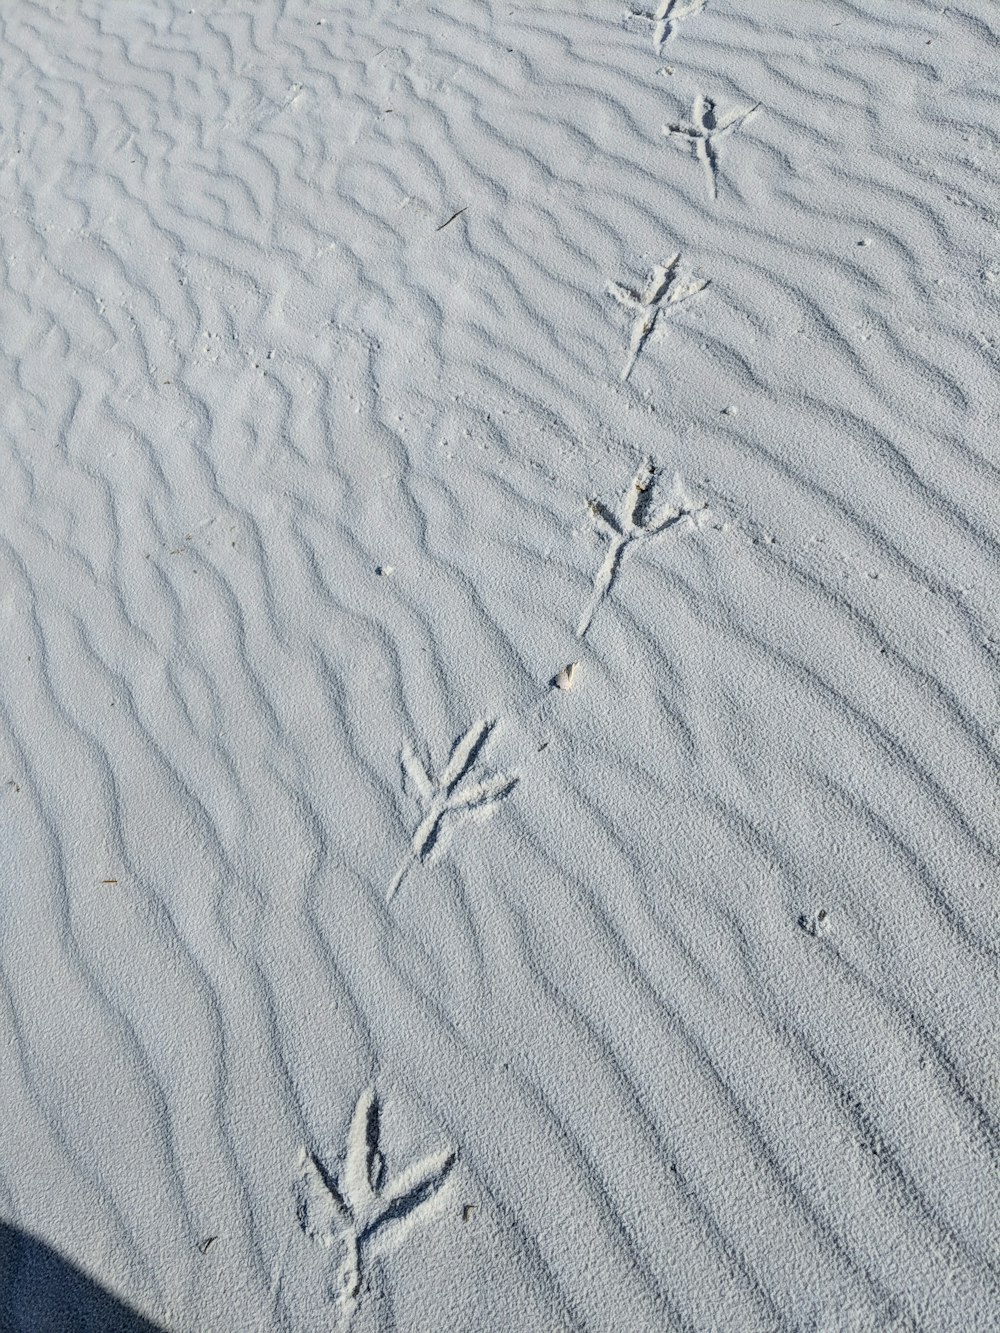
(1, 1), (999, 1329)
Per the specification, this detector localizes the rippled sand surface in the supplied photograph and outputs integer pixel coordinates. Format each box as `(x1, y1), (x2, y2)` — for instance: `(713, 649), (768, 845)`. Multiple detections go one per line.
(1, 3), (998, 1329)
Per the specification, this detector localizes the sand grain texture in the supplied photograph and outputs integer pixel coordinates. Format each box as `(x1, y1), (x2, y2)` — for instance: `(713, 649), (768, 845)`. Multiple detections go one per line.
(1, 1), (999, 1329)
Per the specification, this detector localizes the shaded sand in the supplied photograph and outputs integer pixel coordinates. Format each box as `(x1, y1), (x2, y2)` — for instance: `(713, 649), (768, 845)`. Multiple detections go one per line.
(1, 1), (999, 1328)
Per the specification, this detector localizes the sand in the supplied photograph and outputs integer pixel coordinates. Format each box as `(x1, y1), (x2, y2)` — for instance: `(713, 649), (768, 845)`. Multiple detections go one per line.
(1, 1), (998, 1329)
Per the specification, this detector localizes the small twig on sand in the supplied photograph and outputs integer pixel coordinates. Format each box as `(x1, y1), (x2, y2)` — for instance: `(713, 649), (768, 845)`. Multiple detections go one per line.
(435, 207), (468, 232)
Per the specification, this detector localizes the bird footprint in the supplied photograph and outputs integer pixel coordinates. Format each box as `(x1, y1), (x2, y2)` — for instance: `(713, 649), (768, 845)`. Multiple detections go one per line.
(295, 1088), (457, 1326)
(389, 719), (519, 899)
(628, 0), (707, 52)
(663, 93), (760, 199)
(578, 457), (708, 637)
(608, 254), (709, 382)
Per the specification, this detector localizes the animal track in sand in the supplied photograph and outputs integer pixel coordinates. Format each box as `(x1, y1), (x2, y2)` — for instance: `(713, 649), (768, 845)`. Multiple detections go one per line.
(389, 719), (519, 899)
(296, 1087), (456, 1327)
(799, 908), (832, 938)
(626, 0), (707, 52)
(607, 254), (709, 382)
(663, 93), (760, 199)
(577, 457), (709, 638)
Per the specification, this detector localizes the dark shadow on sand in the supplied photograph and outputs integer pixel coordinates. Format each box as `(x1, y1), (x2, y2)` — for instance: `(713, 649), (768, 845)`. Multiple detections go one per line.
(0, 1222), (166, 1332)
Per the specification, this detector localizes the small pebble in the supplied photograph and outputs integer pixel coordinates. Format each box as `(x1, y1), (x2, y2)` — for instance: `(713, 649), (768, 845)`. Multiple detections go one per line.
(554, 662), (579, 692)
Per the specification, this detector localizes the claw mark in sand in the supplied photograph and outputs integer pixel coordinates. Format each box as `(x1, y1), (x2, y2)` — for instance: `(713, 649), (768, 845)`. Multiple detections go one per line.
(608, 254), (709, 382)
(578, 458), (708, 637)
(389, 719), (519, 898)
(663, 93), (760, 199)
(627, 0), (707, 51)
(296, 1087), (456, 1327)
